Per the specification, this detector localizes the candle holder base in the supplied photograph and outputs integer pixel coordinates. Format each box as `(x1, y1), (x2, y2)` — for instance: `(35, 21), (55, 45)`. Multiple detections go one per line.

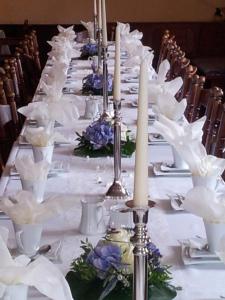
(106, 180), (128, 198)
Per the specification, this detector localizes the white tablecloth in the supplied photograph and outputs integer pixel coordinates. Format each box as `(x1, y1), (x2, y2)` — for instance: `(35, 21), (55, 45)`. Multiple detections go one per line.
(0, 47), (225, 300)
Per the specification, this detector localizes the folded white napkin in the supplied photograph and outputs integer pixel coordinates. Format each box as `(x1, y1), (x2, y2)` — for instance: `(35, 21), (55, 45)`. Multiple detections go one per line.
(183, 187), (225, 223)
(175, 140), (225, 177)
(153, 114), (206, 145)
(123, 48), (155, 79)
(18, 102), (50, 125)
(0, 190), (76, 225)
(18, 100), (80, 126)
(42, 61), (68, 88)
(156, 59), (170, 83)
(148, 60), (183, 104)
(57, 24), (76, 41)
(0, 226), (8, 245)
(47, 39), (79, 65)
(153, 115), (225, 176)
(39, 81), (62, 102)
(25, 127), (55, 147)
(124, 43), (151, 60)
(121, 29), (143, 47)
(118, 22), (130, 36)
(153, 91), (187, 121)
(15, 156), (50, 181)
(0, 234), (73, 300)
(80, 21), (95, 40)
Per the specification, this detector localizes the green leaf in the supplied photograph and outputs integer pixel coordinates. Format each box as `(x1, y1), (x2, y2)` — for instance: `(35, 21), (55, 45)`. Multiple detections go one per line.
(66, 271), (103, 300)
(66, 271), (177, 300)
(149, 284), (177, 300)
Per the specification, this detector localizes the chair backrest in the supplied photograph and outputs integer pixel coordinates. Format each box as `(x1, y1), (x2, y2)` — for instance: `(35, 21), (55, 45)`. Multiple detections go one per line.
(212, 99), (225, 158)
(157, 30), (175, 71)
(177, 64), (198, 101)
(0, 98), (19, 163)
(201, 87), (223, 149)
(184, 75), (205, 122)
(167, 49), (185, 80)
(0, 80), (7, 105)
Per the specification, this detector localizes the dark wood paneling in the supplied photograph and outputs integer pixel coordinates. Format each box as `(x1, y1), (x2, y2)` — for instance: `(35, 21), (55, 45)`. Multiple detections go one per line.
(1, 22), (225, 68)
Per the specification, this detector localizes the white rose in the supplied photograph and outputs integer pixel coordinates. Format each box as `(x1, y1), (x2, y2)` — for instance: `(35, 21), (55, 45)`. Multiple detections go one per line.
(106, 229), (134, 273)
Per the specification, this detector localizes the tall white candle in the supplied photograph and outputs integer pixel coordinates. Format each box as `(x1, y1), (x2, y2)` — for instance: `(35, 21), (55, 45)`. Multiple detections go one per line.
(133, 59), (149, 207)
(113, 24), (120, 101)
(101, 0), (108, 47)
(94, 0), (97, 16)
(98, 0), (102, 29)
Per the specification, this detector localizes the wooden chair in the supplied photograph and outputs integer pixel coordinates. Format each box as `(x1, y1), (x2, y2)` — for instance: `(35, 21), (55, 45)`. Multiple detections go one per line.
(177, 64), (198, 101)
(212, 102), (225, 158)
(157, 30), (175, 71)
(110, 25), (116, 41)
(0, 80), (7, 105)
(0, 91), (19, 163)
(184, 75), (205, 122)
(203, 94), (223, 154)
(167, 49), (185, 80)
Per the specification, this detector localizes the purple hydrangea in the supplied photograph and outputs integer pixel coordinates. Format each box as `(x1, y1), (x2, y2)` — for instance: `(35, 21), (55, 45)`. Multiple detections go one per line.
(147, 242), (162, 269)
(87, 241), (122, 273)
(81, 43), (98, 57)
(84, 120), (114, 150)
(83, 73), (113, 92)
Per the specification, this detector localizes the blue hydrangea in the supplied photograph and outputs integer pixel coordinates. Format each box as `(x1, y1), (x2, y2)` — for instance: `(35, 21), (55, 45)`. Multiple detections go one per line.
(84, 120), (114, 150)
(147, 242), (162, 269)
(87, 241), (122, 273)
(81, 43), (98, 56)
(83, 73), (113, 92)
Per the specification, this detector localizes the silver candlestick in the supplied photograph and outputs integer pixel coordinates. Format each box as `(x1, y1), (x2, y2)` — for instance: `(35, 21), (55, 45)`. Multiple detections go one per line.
(127, 200), (151, 300)
(106, 100), (128, 198)
(101, 46), (110, 118)
(97, 28), (102, 72)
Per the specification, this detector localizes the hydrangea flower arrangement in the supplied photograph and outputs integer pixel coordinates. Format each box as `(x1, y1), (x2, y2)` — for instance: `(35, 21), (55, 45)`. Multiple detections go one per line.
(80, 42), (98, 59)
(73, 119), (135, 157)
(66, 229), (178, 300)
(82, 73), (113, 96)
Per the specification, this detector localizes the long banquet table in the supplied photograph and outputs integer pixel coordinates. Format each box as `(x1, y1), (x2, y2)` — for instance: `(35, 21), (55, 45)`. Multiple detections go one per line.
(0, 42), (225, 300)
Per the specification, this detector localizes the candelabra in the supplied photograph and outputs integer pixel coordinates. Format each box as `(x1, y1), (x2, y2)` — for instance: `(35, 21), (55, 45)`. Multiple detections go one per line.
(127, 200), (151, 300)
(106, 100), (128, 198)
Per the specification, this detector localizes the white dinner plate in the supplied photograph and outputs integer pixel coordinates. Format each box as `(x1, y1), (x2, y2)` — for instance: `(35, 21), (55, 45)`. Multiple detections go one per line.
(153, 163), (191, 177)
(9, 161), (70, 178)
(148, 133), (168, 146)
(128, 87), (138, 94)
(160, 163), (190, 173)
(124, 78), (139, 83)
(181, 243), (222, 265)
(18, 134), (71, 147)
